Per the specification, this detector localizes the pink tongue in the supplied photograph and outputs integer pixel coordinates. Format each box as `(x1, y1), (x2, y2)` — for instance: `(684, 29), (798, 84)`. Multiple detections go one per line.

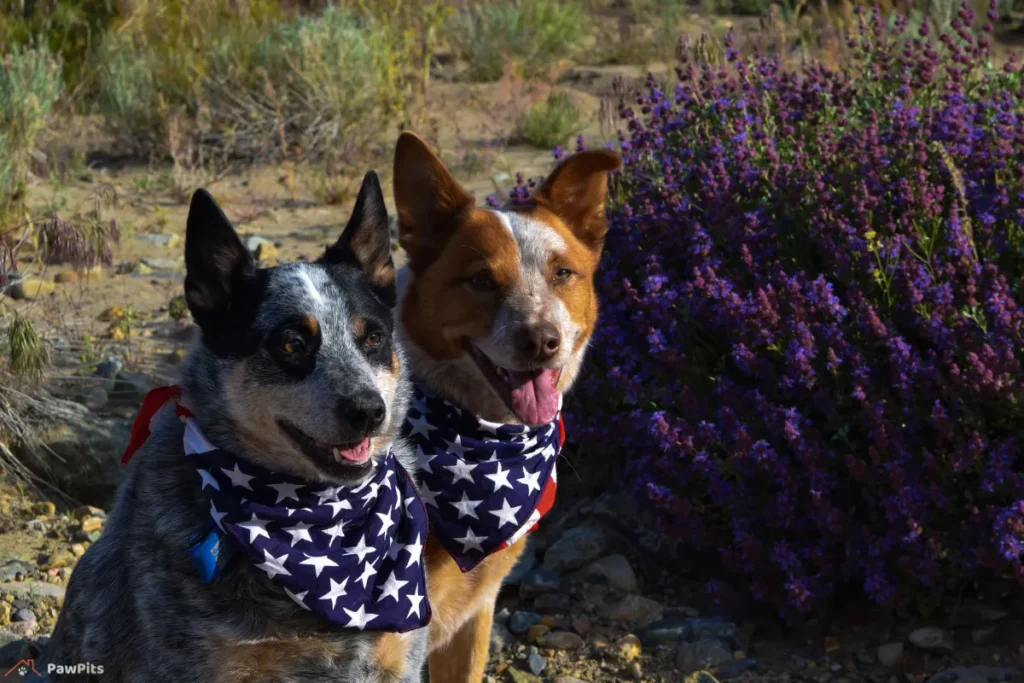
(509, 369), (561, 425)
(335, 439), (371, 462)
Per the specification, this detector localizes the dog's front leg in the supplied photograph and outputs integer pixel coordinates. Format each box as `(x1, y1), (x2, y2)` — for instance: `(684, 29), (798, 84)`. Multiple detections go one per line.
(427, 604), (493, 683)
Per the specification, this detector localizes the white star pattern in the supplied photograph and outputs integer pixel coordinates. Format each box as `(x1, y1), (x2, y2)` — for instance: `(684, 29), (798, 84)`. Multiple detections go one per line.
(300, 553), (338, 577)
(356, 561), (378, 589)
(444, 435), (468, 458)
(405, 413), (436, 438)
(222, 464), (255, 490)
(343, 604), (378, 630)
(268, 481), (304, 503)
(376, 510), (396, 537)
(285, 587), (310, 610)
(443, 457), (477, 485)
(378, 570), (408, 602)
(517, 468), (542, 494)
(453, 527), (487, 553)
(320, 577), (349, 610)
(256, 549), (291, 579)
(484, 463), (513, 492)
(343, 534), (377, 562)
(416, 445), (437, 473)
(237, 513), (271, 542)
(489, 498), (522, 528)
(405, 586), (424, 618)
(403, 533), (424, 568)
(209, 500), (228, 530)
(419, 482), (441, 508)
(321, 519), (347, 546)
(450, 491), (483, 520)
(197, 469), (220, 491)
(182, 418), (430, 632)
(283, 521), (313, 547)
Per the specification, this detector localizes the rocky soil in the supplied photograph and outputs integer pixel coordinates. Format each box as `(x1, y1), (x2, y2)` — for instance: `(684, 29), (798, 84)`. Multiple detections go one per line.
(1, 479), (1022, 682)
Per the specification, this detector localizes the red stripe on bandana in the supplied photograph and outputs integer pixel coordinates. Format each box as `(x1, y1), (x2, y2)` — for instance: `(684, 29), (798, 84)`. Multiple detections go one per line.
(121, 385), (185, 463)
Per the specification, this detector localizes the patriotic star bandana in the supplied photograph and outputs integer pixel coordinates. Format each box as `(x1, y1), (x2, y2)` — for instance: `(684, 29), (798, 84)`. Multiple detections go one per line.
(122, 387), (431, 633)
(402, 384), (564, 572)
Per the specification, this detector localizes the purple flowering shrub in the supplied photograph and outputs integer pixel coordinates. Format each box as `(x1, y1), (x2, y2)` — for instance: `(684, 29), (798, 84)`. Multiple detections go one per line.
(539, 5), (1024, 616)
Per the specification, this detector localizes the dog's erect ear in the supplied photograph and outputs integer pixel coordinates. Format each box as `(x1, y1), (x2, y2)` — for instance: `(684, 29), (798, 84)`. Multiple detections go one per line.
(322, 171), (395, 299)
(184, 189), (255, 319)
(532, 149), (621, 252)
(393, 132), (474, 270)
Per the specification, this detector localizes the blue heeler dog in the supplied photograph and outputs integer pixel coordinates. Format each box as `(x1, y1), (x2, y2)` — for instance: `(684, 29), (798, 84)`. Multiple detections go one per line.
(43, 173), (431, 682)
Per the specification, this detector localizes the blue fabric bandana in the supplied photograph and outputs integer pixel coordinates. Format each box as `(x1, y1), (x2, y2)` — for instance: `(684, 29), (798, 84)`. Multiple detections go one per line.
(184, 416), (431, 632)
(402, 384), (563, 572)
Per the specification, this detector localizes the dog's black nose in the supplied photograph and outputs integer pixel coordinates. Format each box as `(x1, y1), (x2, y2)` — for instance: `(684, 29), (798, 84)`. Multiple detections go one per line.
(336, 390), (387, 434)
(514, 322), (561, 362)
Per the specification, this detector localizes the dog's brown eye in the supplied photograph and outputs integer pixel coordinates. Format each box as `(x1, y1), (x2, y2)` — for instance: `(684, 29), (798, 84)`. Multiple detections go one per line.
(280, 332), (306, 355)
(365, 330), (383, 348)
(468, 272), (498, 292)
(554, 268), (575, 282)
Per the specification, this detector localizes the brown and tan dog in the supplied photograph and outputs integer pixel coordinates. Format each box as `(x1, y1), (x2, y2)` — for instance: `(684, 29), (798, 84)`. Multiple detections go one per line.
(392, 132), (620, 682)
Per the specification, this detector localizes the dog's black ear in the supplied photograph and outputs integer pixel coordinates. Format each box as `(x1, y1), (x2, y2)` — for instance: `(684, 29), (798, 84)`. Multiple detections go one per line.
(322, 171), (396, 301)
(184, 189), (255, 320)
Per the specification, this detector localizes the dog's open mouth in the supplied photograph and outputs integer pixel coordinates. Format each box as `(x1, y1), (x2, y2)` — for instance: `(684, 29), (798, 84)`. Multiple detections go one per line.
(466, 343), (562, 425)
(278, 420), (375, 475)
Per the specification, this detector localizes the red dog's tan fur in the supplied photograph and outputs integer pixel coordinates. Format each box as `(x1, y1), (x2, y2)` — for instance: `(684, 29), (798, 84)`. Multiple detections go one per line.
(393, 132), (620, 683)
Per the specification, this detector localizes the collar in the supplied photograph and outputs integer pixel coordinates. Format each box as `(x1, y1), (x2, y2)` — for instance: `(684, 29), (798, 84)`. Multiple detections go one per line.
(402, 383), (564, 571)
(123, 386), (432, 632)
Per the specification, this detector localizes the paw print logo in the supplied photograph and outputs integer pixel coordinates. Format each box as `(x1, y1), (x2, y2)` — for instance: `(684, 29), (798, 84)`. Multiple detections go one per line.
(4, 659), (40, 677)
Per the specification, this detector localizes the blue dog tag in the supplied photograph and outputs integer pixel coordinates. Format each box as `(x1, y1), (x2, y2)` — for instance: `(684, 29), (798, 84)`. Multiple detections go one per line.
(187, 524), (231, 583)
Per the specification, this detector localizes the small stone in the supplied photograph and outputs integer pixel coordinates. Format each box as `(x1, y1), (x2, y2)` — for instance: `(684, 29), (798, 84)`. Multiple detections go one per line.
(32, 502), (55, 517)
(140, 257), (180, 272)
(519, 569), (560, 599)
(601, 595), (664, 626)
(571, 615), (592, 636)
(877, 642), (904, 667)
(526, 624), (550, 643)
(0, 603), (9, 626)
(971, 626), (997, 646)
(494, 607), (511, 626)
(585, 554), (639, 593)
(6, 621), (33, 637)
(538, 616), (556, 628)
(615, 634), (642, 662)
(683, 670), (723, 682)
(9, 278), (55, 300)
(508, 611), (542, 635)
(54, 265), (105, 283)
(909, 627), (953, 653)
(506, 668), (541, 683)
(537, 631), (585, 651)
(43, 551), (75, 569)
(254, 242), (279, 263)
(625, 660), (642, 680)
(24, 519), (46, 534)
(12, 609), (34, 625)
(80, 516), (104, 533)
(491, 622), (515, 653)
(856, 649), (876, 666)
(676, 637), (733, 673)
(526, 647), (546, 675)
(533, 593), (570, 614)
(135, 233), (181, 248)
(72, 506), (103, 521)
(542, 525), (608, 572)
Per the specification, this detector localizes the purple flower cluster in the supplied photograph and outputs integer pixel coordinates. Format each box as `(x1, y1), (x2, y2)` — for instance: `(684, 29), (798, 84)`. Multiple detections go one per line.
(551, 5), (1024, 616)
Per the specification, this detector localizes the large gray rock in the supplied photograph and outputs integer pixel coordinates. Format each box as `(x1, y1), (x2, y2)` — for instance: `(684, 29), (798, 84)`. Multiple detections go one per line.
(585, 554), (639, 593)
(542, 525), (608, 572)
(13, 397), (131, 506)
(676, 637), (733, 673)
